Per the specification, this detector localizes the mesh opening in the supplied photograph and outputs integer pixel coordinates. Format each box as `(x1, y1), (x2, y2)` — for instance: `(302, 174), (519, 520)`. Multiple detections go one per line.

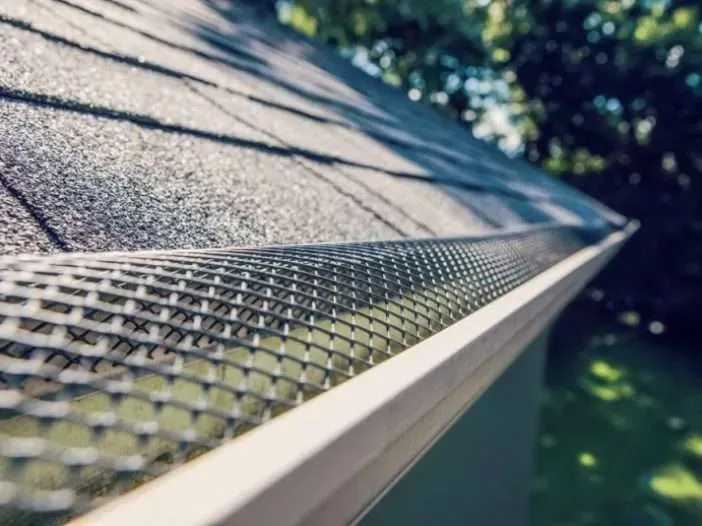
(0, 227), (595, 523)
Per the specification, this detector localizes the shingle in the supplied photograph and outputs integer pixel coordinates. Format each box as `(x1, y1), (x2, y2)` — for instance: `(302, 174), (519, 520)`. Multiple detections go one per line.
(442, 189), (541, 228)
(33, 0), (379, 131)
(30, 0), (269, 94)
(5, 1), (502, 179)
(0, 0), (623, 260)
(0, 0), (106, 47)
(125, 0), (229, 25)
(0, 177), (57, 255)
(68, 0), (264, 57)
(191, 83), (428, 177)
(332, 165), (495, 235)
(0, 100), (405, 253)
(2, 7), (427, 183)
(0, 23), (273, 143)
(180, 2), (402, 126)
(4, 0), (368, 137)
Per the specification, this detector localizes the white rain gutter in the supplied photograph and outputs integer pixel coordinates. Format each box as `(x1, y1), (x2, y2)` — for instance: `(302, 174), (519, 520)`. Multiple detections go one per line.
(72, 222), (636, 526)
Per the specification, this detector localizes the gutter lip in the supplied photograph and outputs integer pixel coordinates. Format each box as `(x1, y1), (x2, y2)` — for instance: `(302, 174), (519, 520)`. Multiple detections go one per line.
(68, 222), (635, 526)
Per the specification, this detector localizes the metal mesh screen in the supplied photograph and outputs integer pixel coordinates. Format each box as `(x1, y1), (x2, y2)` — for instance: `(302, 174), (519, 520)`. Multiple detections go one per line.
(0, 226), (597, 524)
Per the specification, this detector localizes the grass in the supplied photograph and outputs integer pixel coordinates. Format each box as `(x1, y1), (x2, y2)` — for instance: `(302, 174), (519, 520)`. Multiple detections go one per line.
(531, 307), (702, 526)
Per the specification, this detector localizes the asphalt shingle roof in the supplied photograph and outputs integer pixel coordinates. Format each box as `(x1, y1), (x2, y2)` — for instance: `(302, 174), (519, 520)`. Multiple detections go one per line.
(0, 0), (621, 257)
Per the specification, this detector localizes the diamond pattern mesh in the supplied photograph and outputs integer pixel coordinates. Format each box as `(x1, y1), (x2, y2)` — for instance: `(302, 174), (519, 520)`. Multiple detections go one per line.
(0, 227), (595, 523)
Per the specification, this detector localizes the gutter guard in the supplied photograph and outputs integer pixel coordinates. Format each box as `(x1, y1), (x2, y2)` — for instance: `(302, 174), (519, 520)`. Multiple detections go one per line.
(0, 223), (634, 524)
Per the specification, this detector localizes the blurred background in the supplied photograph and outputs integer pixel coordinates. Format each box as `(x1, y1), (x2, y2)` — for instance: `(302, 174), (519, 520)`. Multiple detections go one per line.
(243, 0), (701, 524)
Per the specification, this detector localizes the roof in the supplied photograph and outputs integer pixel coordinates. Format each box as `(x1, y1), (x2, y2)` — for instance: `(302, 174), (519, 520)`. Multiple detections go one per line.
(0, 0), (622, 256)
(0, 3), (634, 521)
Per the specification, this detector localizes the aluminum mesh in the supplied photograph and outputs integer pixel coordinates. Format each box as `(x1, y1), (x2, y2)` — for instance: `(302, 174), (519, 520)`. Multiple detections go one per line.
(0, 227), (596, 524)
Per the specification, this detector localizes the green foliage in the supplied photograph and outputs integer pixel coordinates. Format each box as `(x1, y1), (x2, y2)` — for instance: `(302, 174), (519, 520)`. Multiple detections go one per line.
(281, 0), (702, 342)
(534, 303), (702, 525)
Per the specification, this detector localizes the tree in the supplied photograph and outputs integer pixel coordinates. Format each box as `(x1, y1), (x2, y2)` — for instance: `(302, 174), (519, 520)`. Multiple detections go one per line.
(282, 0), (702, 344)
